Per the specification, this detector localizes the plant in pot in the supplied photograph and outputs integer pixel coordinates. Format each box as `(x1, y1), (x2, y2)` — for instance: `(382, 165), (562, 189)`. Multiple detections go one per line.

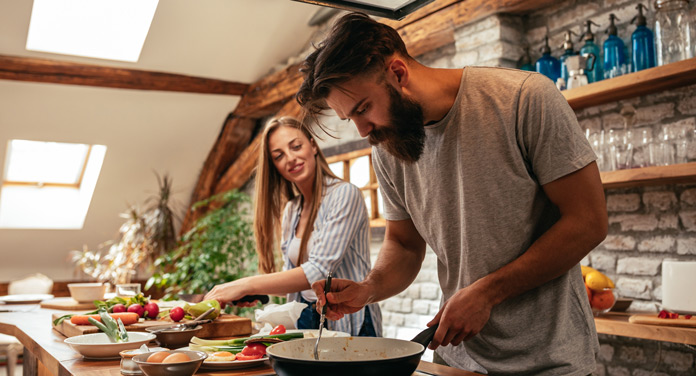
(146, 189), (267, 317)
(71, 173), (179, 286)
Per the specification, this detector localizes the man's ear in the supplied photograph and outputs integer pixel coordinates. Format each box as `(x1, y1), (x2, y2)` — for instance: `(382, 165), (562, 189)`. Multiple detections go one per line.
(388, 58), (409, 88)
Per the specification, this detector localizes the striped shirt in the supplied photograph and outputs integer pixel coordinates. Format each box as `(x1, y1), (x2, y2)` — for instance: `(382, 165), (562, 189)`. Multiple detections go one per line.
(281, 177), (382, 336)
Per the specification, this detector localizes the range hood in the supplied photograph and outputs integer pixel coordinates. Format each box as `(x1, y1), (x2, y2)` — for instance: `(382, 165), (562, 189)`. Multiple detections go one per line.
(292, 0), (434, 20)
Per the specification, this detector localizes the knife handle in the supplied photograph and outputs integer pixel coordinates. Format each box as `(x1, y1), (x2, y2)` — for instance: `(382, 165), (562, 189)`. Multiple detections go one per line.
(321, 273), (332, 315)
(231, 295), (269, 305)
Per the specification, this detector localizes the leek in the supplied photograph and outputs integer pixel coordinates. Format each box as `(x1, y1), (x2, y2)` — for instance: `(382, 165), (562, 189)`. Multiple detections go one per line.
(190, 332), (303, 347)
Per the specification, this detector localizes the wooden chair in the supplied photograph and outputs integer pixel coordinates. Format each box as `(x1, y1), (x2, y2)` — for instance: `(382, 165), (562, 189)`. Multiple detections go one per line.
(0, 274), (53, 375)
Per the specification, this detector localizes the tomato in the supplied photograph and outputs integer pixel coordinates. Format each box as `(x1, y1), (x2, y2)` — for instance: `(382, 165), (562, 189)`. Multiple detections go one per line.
(270, 324), (286, 335)
(235, 353), (263, 361)
(241, 343), (267, 356)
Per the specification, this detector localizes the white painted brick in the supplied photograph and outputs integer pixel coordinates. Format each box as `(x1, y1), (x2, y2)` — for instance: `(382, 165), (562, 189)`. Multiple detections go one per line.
(619, 346), (646, 363)
(456, 26), (501, 51)
(678, 95), (696, 115)
(579, 117), (601, 132)
(606, 193), (641, 212)
(383, 297), (402, 312)
(415, 269), (438, 283)
(453, 50), (479, 68)
(404, 285), (420, 299)
(658, 214), (679, 230)
(602, 112), (624, 129)
(627, 300), (659, 312)
(395, 327), (421, 341)
(616, 257), (662, 276)
(527, 26), (547, 45)
(606, 366), (630, 376)
(635, 103), (676, 127)
(429, 302), (441, 316)
(412, 299), (431, 315)
(637, 236), (675, 253)
(598, 343), (615, 362)
(616, 277), (653, 299)
(601, 235), (636, 251)
(590, 253), (617, 271)
(383, 325), (397, 338)
(404, 314), (431, 329)
(548, 4), (601, 32)
(391, 313), (405, 326)
(419, 283), (440, 300)
(654, 284), (662, 301)
(643, 191), (677, 211)
(400, 298), (413, 313)
(422, 252), (438, 269)
(594, 364), (606, 376)
(681, 188), (696, 205)
(599, 102), (619, 112)
(679, 211), (696, 231)
(663, 350), (694, 371)
(609, 214), (658, 231)
(677, 238), (696, 255)
(499, 24), (523, 44)
(381, 311), (392, 324)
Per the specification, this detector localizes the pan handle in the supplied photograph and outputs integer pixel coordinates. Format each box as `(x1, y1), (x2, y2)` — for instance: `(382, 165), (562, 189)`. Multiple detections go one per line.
(410, 323), (438, 347)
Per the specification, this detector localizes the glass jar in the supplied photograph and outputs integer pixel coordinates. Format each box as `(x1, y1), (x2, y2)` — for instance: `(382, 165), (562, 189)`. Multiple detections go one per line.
(654, 0), (694, 65)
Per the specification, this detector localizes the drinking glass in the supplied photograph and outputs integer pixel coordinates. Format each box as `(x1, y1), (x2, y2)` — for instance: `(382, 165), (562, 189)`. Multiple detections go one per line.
(606, 129), (633, 170)
(654, 126), (676, 166)
(632, 127), (655, 168)
(586, 128), (607, 171)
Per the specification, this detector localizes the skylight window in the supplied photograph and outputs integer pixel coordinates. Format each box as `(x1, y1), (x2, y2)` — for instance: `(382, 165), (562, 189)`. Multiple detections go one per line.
(0, 140), (107, 229)
(26, 0), (159, 62)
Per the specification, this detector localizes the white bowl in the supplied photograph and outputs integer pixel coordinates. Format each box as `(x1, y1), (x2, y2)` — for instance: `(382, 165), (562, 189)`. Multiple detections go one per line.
(67, 283), (107, 303)
(64, 332), (156, 359)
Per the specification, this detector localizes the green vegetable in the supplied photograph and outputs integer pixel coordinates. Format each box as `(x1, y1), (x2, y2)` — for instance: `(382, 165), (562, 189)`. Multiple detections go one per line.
(184, 300), (221, 320)
(188, 344), (245, 354)
(53, 294), (150, 326)
(190, 332), (303, 347)
(88, 308), (129, 343)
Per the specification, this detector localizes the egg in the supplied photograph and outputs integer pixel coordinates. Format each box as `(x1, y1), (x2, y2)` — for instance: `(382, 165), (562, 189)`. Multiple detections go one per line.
(146, 351), (170, 363)
(161, 352), (191, 363)
(206, 351), (236, 362)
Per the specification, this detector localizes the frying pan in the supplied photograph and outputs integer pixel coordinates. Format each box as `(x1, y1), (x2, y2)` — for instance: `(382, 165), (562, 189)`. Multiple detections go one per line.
(266, 324), (438, 376)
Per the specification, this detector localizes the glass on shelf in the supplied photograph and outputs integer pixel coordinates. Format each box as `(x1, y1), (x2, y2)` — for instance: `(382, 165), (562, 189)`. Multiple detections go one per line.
(654, 0), (693, 66)
(632, 127), (655, 168)
(606, 128), (634, 170)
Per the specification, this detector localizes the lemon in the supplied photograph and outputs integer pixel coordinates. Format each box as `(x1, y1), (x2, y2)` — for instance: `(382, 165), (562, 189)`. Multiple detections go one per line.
(581, 265), (597, 279)
(585, 271), (611, 291)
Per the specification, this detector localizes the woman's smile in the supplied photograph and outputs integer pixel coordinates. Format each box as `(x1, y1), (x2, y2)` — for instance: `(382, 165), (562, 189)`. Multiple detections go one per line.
(289, 162), (305, 174)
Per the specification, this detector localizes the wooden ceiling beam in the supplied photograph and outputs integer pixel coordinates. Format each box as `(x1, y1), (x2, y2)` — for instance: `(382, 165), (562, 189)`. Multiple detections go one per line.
(0, 54), (249, 95)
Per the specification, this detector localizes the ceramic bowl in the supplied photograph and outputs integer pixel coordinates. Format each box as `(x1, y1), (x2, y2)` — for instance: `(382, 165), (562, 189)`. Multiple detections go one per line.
(145, 325), (203, 348)
(64, 332), (156, 359)
(67, 282), (107, 303)
(133, 350), (207, 376)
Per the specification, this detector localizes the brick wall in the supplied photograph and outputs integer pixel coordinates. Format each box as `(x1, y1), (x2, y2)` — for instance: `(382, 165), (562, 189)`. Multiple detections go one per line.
(280, 1), (696, 372)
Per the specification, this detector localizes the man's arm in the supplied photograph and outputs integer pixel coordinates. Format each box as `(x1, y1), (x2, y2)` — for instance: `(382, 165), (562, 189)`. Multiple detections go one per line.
(428, 161), (607, 348)
(315, 217), (427, 320)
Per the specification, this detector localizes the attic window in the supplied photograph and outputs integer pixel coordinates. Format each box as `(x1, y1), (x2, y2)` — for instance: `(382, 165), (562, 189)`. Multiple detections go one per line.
(26, 0), (159, 62)
(0, 140), (107, 229)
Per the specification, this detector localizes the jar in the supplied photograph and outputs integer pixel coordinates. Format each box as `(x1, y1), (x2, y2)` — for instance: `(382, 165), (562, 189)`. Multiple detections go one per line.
(119, 349), (144, 376)
(654, 0), (694, 65)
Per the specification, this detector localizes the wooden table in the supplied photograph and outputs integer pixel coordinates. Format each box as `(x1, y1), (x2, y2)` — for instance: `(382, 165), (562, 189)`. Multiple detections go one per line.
(594, 312), (696, 345)
(0, 305), (479, 376)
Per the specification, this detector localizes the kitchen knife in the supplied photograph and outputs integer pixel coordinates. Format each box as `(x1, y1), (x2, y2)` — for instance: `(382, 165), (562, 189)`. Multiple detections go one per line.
(231, 294), (270, 305)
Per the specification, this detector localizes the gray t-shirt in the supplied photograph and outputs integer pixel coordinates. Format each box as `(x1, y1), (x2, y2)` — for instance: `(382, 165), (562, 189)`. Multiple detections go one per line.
(373, 67), (599, 375)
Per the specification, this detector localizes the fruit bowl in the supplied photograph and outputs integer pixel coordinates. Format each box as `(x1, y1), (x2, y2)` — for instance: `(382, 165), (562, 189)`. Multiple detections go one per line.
(589, 288), (616, 316)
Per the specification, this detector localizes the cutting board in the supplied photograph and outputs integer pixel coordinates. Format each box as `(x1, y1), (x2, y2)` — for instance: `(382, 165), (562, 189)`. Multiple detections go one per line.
(41, 298), (95, 310)
(52, 312), (252, 338)
(628, 313), (696, 328)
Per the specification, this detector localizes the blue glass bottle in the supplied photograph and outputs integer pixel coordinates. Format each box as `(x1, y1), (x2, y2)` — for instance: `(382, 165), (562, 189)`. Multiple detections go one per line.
(603, 13), (627, 79)
(535, 35), (561, 83)
(517, 46), (534, 71)
(560, 30), (578, 85)
(579, 20), (602, 83)
(631, 3), (656, 72)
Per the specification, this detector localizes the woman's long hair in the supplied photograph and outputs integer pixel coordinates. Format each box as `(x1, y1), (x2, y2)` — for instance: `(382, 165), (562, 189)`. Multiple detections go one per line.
(254, 117), (339, 274)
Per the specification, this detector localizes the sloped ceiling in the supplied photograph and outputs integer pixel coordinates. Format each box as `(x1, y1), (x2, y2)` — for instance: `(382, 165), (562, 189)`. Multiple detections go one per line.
(0, 0), (319, 281)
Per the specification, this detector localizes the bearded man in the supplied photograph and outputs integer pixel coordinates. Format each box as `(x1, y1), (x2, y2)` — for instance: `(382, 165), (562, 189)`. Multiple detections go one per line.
(297, 12), (607, 376)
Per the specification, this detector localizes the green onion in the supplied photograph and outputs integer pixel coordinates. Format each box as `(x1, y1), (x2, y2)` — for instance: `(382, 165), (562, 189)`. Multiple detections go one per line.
(190, 332), (303, 347)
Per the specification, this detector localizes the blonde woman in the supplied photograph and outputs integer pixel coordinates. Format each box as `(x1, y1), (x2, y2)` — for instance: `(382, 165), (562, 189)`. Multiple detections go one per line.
(205, 117), (381, 336)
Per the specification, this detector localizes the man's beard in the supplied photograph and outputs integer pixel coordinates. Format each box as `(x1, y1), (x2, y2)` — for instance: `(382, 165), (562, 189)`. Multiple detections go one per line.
(367, 83), (426, 163)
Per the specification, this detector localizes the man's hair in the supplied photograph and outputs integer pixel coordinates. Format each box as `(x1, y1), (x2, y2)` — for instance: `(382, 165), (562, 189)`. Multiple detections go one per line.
(296, 12), (411, 130)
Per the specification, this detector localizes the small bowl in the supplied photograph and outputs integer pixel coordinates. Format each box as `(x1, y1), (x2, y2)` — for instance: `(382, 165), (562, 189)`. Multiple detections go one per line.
(145, 325), (203, 348)
(64, 332), (156, 359)
(133, 350), (207, 376)
(68, 283), (107, 303)
(120, 347), (168, 375)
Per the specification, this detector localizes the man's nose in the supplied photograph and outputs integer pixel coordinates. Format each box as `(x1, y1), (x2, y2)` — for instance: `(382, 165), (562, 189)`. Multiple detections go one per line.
(353, 119), (373, 138)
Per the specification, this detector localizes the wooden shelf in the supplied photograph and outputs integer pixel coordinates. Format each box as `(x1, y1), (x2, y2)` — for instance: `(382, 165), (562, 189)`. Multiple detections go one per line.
(563, 57), (696, 110)
(595, 312), (696, 345)
(600, 162), (696, 189)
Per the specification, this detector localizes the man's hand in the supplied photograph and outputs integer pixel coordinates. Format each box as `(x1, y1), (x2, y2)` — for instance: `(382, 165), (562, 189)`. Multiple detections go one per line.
(312, 278), (373, 320)
(426, 281), (493, 350)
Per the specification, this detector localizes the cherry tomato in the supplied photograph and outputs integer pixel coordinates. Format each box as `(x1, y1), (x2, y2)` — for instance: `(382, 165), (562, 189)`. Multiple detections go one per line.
(241, 343), (267, 356)
(235, 353), (263, 361)
(269, 324), (286, 335)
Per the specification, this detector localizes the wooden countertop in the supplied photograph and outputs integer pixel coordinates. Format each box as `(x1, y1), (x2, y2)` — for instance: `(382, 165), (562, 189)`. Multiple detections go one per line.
(0, 305), (479, 376)
(594, 312), (696, 345)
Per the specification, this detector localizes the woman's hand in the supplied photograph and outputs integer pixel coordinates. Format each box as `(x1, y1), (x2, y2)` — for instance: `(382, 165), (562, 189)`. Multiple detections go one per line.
(204, 279), (256, 308)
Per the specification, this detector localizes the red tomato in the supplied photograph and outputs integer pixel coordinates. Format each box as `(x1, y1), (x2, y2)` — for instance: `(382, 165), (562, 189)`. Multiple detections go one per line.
(270, 324), (286, 335)
(241, 343), (267, 356)
(236, 353), (263, 361)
